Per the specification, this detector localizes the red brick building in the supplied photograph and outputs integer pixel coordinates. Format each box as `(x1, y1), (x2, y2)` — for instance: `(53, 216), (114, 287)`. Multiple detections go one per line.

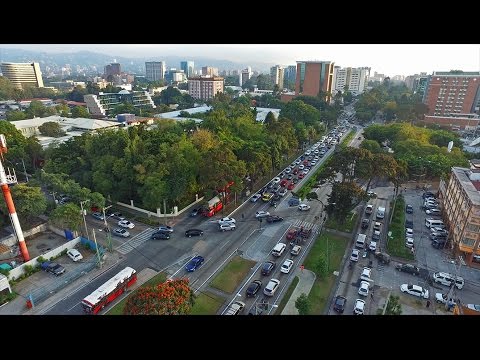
(295, 61), (334, 102)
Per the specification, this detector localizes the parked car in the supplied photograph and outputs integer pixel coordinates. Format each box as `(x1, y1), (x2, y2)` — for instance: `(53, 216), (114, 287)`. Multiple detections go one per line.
(353, 299), (366, 315)
(435, 293), (456, 307)
(185, 256), (205, 272)
(350, 249), (360, 262)
(185, 229), (204, 237)
(405, 204), (414, 214)
(361, 219), (370, 229)
(405, 219), (413, 228)
(400, 284), (429, 299)
(365, 204), (374, 215)
(298, 204), (311, 211)
(189, 208), (200, 217)
(91, 212), (105, 221)
(246, 280), (262, 297)
(118, 220), (135, 229)
(261, 261), (276, 276)
(113, 228), (130, 238)
(250, 193), (262, 203)
(333, 295), (347, 313)
(151, 231), (170, 240)
(66, 248), (83, 262)
(41, 261), (66, 276)
(110, 212), (125, 220)
(396, 263), (420, 276)
(358, 281), (370, 297)
(375, 251), (391, 264)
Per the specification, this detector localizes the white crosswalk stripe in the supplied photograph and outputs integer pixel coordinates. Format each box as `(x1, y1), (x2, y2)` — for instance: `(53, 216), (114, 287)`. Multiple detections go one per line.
(291, 219), (320, 234)
(116, 228), (157, 254)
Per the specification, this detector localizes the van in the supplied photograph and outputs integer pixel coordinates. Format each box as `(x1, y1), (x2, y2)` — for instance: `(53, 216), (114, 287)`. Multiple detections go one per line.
(425, 218), (444, 228)
(288, 197), (300, 207)
(272, 243), (287, 257)
(355, 233), (367, 249)
(432, 272), (464, 290)
(376, 207), (386, 220)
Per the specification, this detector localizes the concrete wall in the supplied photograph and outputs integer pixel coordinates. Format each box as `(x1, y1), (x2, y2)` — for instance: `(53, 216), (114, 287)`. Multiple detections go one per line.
(0, 273), (11, 294)
(1, 223), (66, 248)
(7, 237), (81, 281)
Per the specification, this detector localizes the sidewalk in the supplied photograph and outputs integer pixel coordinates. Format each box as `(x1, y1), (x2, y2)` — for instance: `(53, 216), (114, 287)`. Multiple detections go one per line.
(281, 268), (316, 315)
(0, 251), (124, 315)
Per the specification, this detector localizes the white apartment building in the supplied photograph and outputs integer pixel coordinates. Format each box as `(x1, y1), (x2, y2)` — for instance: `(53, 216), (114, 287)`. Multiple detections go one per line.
(188, 76), (224, 101)
(332, 66), (369, 96)
(270, 65), (284, 89)
(0, 62), (44, 90)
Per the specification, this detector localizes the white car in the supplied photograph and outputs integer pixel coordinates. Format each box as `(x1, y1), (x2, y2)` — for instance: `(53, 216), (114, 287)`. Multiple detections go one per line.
(426, 209), (441, 215)
(353, 299), (366, 315)
(360, 267), (372, 281)
(118, 220), (135, 229)
(255, 211), (270, 218)
(368, 241), (377, 252)
(66, 248), (83, 262)
(358, 281), (370, 297)
(218, 217), (236, 224)
(285, 167), (292, 174)
(280, 259), (294, 274)
(406, 228), (414, 237)
(219, 223), (236, 232)
(405, 237), (414, 248)
(299, 164), (305, 170)
(250, 194), (262, 203)
(350, 249), (359, 262)
(298, 204), (311, 211)
(435, 293), (456, 306)
(467, 304), (480, 312)
(263, 278), (280, 297)
(400, 284), (429, 299)
(272, 177), (281, 184)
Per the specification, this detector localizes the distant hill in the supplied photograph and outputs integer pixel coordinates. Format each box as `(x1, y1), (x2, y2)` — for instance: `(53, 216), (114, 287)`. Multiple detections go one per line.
(0, 48), (273, 74)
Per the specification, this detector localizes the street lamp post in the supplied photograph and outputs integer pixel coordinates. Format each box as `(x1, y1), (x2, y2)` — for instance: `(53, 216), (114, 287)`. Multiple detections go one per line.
(79, 200), (89, 238)
(102, 205), (113, 252)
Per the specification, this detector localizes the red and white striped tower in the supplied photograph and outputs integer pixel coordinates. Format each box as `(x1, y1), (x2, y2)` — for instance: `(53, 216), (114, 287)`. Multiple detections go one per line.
(0, 134), (30, 261)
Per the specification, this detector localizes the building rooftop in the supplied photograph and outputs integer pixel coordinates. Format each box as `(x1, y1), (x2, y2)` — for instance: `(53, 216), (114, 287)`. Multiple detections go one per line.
(432, 71), (480, 76)
(296, 60), (333, 64)
(12, 115), (121, 132)
(452, 167), (480, 206)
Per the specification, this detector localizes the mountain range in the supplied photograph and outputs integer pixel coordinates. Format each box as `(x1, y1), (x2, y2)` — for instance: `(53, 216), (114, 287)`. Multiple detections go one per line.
(0, 48), (274, 74)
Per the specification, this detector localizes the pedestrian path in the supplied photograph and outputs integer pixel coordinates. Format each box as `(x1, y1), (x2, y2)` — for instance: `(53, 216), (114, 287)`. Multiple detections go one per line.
(281, 268), (316, 315)
(116, 228), (156, 255)
(291, 219), (320, 234)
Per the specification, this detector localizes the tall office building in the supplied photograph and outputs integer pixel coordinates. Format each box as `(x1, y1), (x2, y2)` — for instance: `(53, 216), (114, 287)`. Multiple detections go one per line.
(188, 76), (224, 101)
(104, 63), (121, 80)
(202, 66), (219, 76)
(0, 62), (44, 90)
(283, 65), (297, 88)
(332, 66), (369, 96)
(295, 61), (334, 101)
(145, 61), (166, 81)
(270, 65), (285, 89)
(180, 61), (195, 78)
(240, 67), (252, 87)
(423, 71), (480, 116)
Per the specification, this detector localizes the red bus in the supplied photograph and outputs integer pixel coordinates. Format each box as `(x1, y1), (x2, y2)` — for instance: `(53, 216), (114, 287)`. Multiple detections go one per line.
(81, 266), (137, 314)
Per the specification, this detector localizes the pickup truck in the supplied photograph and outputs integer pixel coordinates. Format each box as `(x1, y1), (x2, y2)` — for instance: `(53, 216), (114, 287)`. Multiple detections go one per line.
(223, 300), (245, 315)
(41, 261), (66, 276)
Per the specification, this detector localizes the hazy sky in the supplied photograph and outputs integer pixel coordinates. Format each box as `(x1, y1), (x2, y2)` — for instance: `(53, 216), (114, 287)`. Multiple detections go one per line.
(1, 44), (479, 76)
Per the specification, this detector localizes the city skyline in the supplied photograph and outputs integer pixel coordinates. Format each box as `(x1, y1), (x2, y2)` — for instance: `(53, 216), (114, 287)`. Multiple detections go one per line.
(0, 44), (479, 77)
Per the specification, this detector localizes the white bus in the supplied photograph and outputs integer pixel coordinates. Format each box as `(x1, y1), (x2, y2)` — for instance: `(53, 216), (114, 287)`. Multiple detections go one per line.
(425, 218), (444, 229)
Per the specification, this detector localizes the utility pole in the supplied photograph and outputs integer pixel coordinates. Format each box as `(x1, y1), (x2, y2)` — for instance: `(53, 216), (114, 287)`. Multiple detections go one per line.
(445, 255), (463, 311)
(102, 205), (113, 252)
(80, 200), (89, 238)
(91, 229), (102, 269)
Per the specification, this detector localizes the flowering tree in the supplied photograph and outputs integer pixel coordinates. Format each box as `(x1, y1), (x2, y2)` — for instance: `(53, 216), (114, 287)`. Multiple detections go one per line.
(123, 278), (195, 315)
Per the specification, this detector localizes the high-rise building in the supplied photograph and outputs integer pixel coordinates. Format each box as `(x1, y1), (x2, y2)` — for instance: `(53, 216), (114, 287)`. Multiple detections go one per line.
(439, 166), (480, 266)
(270, 65), (285, 89)
(145, 61), (166, 82)
(332, 66), (369, 96)
(180, 61), (195, 78)
(188, 76), (224, 101)
(240, 67), (252, 87)
(423, 71), (480, 116)
(0, 62), (44, 90)
(282, 65), (297, 90)
(202, 66), (219, 76)
(104, 63), (121, 80)
(295, 61), (334, 101)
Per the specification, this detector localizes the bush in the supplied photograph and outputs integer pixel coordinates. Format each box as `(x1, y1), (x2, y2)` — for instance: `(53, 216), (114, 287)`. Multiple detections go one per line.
(0, 291), (17, 305)
(0, 268), (10, 276)
(37, 256), (47, 264)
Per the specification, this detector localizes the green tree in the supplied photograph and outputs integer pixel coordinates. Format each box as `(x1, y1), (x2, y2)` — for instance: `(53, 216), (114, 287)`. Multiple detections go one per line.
(295, 293), (310, 315)
(314, 253), (328, 279)
(326, 182), (365, 222)
(384, 294), (402, 315)
(49, 203), (82, 231)
(0, 184), (47, 222)
(71, 106), (90, 118)
(25, 100), (47, 118)
(0, 76), (16, 100)
(6, 110), (27, 121)
(38, 122), (66, 137)
(123, 278), (195, 315)
(360, 139), (382, 153)
(55, 103), (70, 117)
(67, 86), (88, 102)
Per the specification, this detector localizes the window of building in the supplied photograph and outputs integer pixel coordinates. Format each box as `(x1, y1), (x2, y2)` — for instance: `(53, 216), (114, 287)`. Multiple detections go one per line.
(461, 237), (476, 247)
(467, 223), (480, 232)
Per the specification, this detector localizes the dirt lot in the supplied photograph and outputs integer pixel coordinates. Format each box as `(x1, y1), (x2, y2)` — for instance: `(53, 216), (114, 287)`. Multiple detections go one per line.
(23, 231), (68, 259)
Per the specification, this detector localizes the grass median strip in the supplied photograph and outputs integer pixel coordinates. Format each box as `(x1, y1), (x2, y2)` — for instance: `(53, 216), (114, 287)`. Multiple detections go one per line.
(210, 256), (257, 294)
(303, 232), (349, 314)
(107, 272), (167, 315)
(274, 276), (299, 315)
(386, 195), (414, 260)
(190, 291), (224, 315)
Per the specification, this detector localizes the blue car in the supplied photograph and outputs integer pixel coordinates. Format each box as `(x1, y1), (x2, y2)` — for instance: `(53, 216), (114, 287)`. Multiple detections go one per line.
(185, 256), (205, 272)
